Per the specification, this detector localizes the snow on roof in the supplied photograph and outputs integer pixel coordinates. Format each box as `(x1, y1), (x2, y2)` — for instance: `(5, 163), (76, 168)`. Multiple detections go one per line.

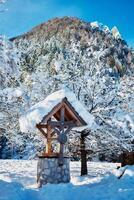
(19, 88), (95, 133)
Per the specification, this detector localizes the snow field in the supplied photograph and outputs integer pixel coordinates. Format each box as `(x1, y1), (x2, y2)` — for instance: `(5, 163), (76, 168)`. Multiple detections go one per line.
(0, 160), (134, 200)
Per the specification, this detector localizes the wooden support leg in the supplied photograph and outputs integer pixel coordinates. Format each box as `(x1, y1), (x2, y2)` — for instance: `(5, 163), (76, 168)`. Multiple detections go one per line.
(46, 124), (52, 155)
(45, 139), (52, 154)
(58, 144), (64, 166)
(48, 139), (52, 155)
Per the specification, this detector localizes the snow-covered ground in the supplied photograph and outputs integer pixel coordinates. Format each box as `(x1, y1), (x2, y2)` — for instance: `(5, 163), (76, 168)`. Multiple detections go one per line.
(0, 160), (133, 200)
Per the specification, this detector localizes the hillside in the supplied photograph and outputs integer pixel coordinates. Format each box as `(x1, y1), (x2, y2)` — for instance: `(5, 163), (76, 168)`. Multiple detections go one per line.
(12, 17), (134, 76)
(0, 17), (134, 160)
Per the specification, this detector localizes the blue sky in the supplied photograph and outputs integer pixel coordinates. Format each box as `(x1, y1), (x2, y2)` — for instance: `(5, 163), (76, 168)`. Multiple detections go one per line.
(0, 0), (134, 47)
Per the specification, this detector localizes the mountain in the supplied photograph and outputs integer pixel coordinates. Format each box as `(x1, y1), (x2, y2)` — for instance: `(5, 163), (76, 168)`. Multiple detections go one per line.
(1, 17), (134, 160)
(11, 17), (134, 76)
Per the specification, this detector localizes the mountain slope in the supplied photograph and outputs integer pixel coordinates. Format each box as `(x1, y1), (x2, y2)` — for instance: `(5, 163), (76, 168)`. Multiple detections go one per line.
(12, 17), (134, 76)
(2, 17), (133, 160)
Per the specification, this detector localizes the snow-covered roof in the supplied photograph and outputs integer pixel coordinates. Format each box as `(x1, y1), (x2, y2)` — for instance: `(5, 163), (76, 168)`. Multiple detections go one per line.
(19, 88), (95, 133)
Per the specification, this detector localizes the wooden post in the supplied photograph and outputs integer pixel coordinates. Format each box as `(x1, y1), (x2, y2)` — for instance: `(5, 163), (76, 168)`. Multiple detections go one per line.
(46, 123), (52, 155)
(58, 107), (65, 165)
(60, 106), (65, 125)
(59, 143), (64, 165)
(80, 133), (88, 176)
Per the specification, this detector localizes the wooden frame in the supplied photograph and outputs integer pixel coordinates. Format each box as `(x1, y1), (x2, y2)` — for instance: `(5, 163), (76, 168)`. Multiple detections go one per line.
(36, 97), (87, 164)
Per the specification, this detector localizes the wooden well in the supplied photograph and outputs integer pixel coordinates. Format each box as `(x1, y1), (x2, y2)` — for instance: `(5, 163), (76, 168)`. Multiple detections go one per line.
(36, 97), (87, 185)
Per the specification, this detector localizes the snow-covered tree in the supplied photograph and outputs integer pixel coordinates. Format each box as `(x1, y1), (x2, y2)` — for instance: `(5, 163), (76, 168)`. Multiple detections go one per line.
(0, 36), (25, 158)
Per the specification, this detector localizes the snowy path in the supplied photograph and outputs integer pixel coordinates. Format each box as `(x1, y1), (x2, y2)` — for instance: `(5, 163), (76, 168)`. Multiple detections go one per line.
(0, 160), (134, 200)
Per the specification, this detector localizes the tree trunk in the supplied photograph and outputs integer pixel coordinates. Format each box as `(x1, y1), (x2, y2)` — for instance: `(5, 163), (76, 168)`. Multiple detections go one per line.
(80, 133), (87, 176)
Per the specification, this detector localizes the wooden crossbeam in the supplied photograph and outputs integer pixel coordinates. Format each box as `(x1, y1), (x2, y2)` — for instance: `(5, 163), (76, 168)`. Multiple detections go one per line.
(64, 126), (73, 135)
(37, 123), (73, 138)
(36, 124), (47, 138)
(51, 130), (56, 138)
(36, 124), (47, 128)
(37, 121), (76, 129)
(47, 120), (76, 128)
